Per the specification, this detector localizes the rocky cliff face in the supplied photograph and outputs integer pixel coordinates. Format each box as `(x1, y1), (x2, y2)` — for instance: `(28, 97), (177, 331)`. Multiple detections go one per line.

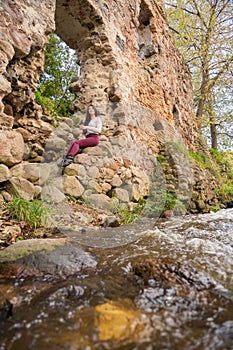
(0, 0), (221, 218)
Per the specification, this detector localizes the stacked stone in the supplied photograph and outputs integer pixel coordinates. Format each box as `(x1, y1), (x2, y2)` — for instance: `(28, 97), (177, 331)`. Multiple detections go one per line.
(41, 118), (151, 212)
(0, 117), (152, 213)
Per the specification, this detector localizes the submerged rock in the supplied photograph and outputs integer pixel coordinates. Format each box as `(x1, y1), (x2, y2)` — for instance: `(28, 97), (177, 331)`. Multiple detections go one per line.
(132, 258), (217, 315)
(0, 238), (97, 278)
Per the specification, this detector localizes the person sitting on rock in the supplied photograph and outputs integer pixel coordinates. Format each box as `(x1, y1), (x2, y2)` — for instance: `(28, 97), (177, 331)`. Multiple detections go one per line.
(59, 104), (102, 167)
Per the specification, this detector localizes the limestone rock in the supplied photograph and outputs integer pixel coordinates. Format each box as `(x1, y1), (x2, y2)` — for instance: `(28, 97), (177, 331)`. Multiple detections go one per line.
(0, 75), (11, 95)
(45, 135), (67, 152)
(9, 177), (36, 201)
(88, 179), (102, 193)
(87, 193), (112, 211)
(0, 164), (11, 182)
(62, 175), (85, 198)
(112, 188), (130, 202)
(0, 113), (14, 129)
(0, 0), (225, 213)
(11, 162), (40, 183)
(0, 131), (24, 166)
(41, 184), (65, 203)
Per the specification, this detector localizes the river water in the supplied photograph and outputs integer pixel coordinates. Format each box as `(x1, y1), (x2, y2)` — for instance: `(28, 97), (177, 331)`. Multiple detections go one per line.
(0, 208), (233, 350)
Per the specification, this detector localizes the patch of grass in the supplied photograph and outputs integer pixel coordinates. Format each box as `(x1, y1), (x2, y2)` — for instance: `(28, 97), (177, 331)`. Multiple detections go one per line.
(4, 196), (52, 230)
(147, 190), (185, 217)
(157, 154), (166, 163)
(163, 191), (185, 212)
(118, 199), (146, 224)
(188, 150), (217, 175)
(188, 151), (209, 168)
(209, 149), (233, 179)
(219, 182), (233, 197)
(210, 205), (222, 213)
(66, 194), (85, 205)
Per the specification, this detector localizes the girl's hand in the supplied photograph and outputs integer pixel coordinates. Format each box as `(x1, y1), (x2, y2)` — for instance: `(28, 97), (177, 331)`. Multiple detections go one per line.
(80, 125), (86, 130)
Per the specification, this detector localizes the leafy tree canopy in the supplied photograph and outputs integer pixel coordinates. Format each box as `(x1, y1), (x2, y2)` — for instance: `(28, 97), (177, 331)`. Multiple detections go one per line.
(36, 33), (80, 120)
(166, 0), (233, 150)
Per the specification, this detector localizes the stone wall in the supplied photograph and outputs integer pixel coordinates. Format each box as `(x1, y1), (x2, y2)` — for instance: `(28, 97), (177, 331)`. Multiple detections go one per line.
(0, 0), (220, 215)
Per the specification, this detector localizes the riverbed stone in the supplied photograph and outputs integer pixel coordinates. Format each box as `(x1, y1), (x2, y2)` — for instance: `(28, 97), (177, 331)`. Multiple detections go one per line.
(0, 238), (97, 277)
(132, 257), (216, 314)
(94, 301), (151, 342)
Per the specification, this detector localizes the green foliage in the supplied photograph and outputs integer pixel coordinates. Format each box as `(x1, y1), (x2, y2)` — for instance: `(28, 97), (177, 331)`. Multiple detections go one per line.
(35, 90), (55, 115)
(157, 154), (166, 163)
(118, 199), (146, 224)
(166, 0), (233, 149)
(219, 182), (233, 197)
(188, 150), (215, 172)
(220, 181), (233, 198)
(66, 194), (85, 205)
(209, 149), (233, 179)
(143, 189), (185, 218)
(209, 205), (222, 213)
(4, 196), (51, 230)
(36, 33), (79, 119)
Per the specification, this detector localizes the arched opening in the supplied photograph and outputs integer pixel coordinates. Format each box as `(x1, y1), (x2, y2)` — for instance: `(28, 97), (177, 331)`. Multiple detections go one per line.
(36, 33), (80, 122)
(54, 0), (114, 108)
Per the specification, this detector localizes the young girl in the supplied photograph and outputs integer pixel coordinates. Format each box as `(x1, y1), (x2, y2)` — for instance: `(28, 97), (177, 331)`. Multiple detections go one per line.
(59, 105), (102, 167)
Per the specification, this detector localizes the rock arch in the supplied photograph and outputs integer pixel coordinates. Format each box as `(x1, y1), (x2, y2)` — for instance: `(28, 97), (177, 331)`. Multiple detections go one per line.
(0, 0), (199, 211)
(0, 0), (196, 144)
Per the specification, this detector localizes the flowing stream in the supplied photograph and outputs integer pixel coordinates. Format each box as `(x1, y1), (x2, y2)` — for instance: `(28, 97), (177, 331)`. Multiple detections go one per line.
(0, 208), (233, 350)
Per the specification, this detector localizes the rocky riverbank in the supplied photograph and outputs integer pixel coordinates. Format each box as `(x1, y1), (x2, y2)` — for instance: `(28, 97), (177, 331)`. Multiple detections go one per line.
(0, 208), (232, 349)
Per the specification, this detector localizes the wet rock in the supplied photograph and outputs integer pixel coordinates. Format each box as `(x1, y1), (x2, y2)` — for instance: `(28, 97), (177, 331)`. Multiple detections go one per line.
(132, 258), (217, 314)
(94, 300), (152, 342)
(0, 299), (13, 322)
(0, 238), (97, 277)
(101, 216), (120, 228)
(47, 285), (85, 304)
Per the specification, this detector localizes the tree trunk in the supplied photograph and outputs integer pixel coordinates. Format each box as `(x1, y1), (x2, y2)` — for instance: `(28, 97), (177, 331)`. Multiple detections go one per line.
(210, 122), (218, 149)
(196, 70), (209, 133)
(208, 94), (218, 149)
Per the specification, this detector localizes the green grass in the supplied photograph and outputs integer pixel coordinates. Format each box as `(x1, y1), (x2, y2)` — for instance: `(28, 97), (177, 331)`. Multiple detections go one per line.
(4, 196), (51, 230)
(118, 199), (146, 224)
(209, 149), (233, 179)
(188, 150), (214, 170)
